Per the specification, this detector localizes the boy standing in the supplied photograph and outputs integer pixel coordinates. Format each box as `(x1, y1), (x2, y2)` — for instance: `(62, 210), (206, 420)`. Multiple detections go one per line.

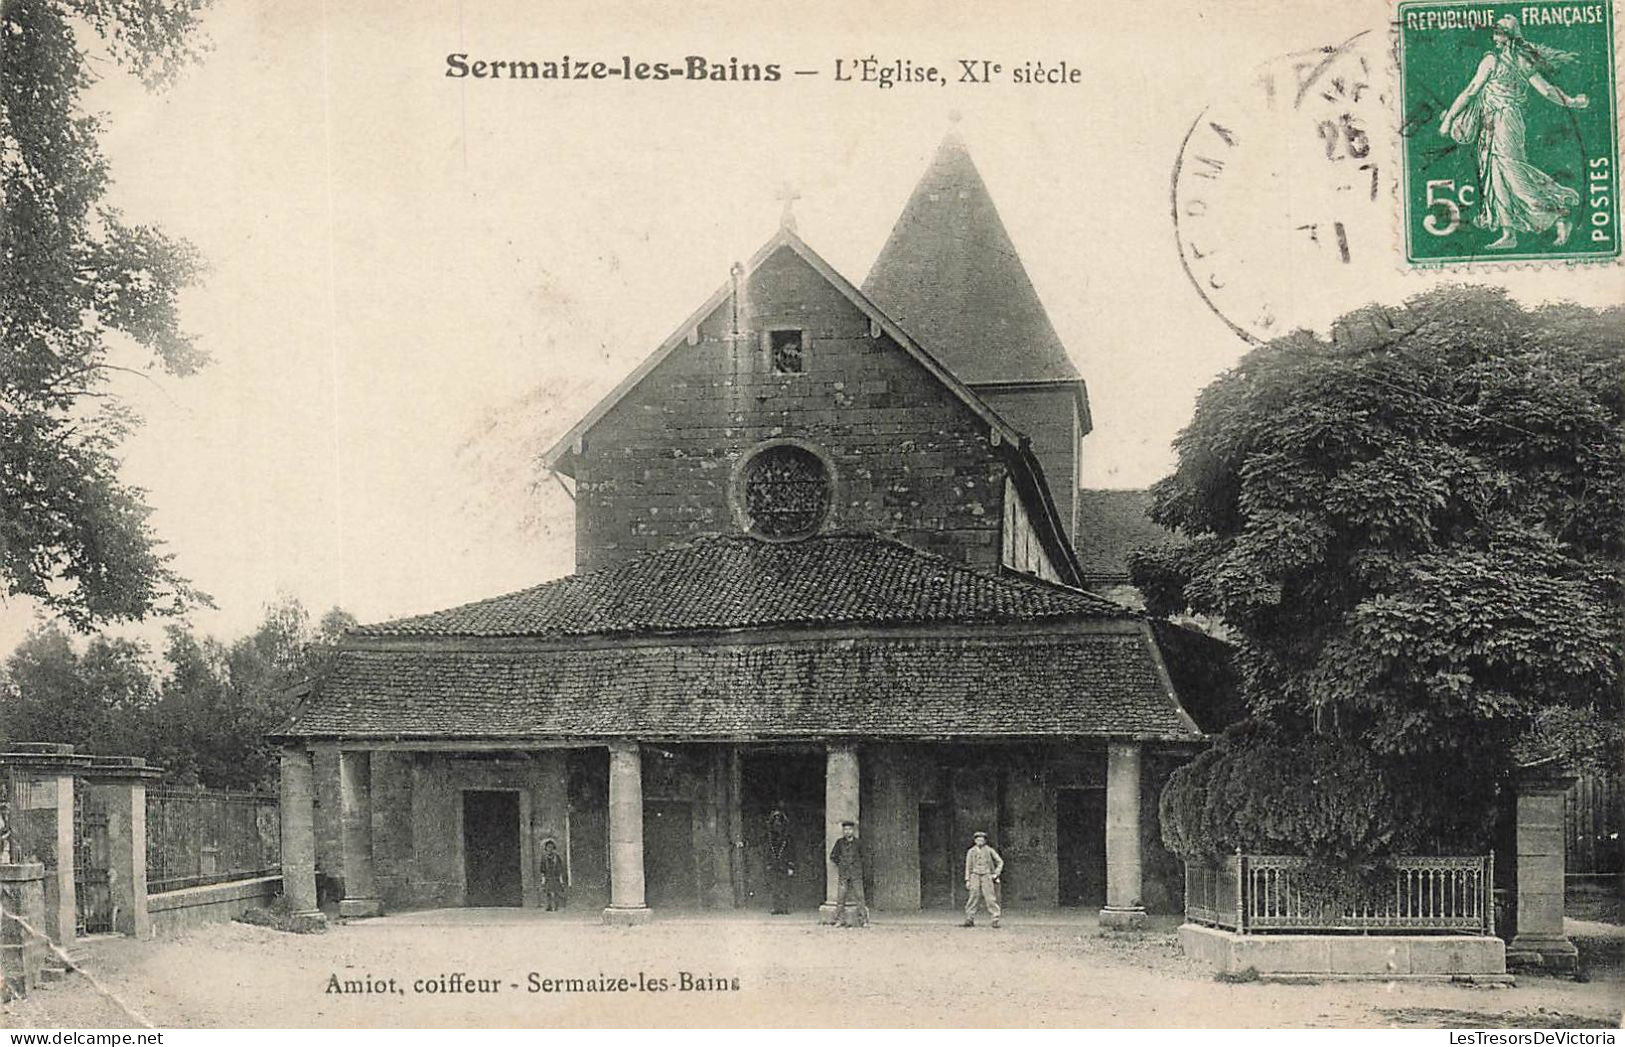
(540, 837), (568, 911)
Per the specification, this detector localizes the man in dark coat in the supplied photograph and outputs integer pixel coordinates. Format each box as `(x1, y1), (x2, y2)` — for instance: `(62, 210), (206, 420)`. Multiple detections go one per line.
(765, 804), (794, 915)
(539, 837), (568, 911)
(827, 819), (868, 927)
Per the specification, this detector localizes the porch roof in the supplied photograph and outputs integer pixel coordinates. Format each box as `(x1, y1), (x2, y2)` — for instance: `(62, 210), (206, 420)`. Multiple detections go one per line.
(281, 630), (1201, 742)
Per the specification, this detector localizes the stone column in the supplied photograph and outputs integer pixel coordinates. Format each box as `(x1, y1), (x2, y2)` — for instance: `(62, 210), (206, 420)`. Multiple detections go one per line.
(0, 862), (47, 1001)
(47, 773), (74, 947)
(278, 747), (327, 932)
(1507, 774), (1578, 971)
(1100, 742), (1146, 930)
(1, 745), (91, 950)
(819, 743), (860, 923)
(84, 759), (161, 939)
(602, 742), (651, 924)
(338, 751), (381, 918)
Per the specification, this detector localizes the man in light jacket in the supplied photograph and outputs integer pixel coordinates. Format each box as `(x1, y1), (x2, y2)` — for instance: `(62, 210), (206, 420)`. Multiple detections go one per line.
(962, 830), (1004, 928)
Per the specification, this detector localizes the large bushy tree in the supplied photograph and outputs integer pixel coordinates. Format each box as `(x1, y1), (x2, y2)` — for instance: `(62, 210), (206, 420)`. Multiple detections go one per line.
(2, 0), (212, 627)
(1135, 286), (1623, 865)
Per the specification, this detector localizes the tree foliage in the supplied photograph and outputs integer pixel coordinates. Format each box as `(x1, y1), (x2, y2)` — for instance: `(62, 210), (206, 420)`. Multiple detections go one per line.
(1136, 287), (1624, 863)
(0, 597), (355, 789)
(2, 0), (212, 627)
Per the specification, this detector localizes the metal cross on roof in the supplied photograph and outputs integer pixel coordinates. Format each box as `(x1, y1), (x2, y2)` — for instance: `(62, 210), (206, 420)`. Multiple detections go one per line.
(775, 181), (801, 232)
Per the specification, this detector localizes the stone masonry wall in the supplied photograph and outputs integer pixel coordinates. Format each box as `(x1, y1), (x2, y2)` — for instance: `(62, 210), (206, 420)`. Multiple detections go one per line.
(574, 246), (1010, 572)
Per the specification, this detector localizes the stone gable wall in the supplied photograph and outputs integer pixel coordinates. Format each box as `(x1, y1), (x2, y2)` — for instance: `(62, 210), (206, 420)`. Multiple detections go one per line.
(574, 246), (1009, 572)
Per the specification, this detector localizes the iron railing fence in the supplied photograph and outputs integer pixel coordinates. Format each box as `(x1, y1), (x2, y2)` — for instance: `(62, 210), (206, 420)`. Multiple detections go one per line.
(1184, 854), (1494, 935)
(146, 787), (280, 893)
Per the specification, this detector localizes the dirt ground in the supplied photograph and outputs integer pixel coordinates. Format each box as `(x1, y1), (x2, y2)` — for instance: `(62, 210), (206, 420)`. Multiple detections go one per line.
(3, 911), (1621, 1029)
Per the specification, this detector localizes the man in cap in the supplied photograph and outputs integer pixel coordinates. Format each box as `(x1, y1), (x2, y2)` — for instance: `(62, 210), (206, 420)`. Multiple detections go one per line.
(963, 830), (1004, 927)
(827, 819), (868, 927)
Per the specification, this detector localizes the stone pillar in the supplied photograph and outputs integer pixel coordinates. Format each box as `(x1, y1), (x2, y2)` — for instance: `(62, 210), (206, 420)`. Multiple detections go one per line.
(819, 743), (860, 923)
(84, 760), (160, 939)
(278, 747), (327, 932)
(1507, 774), (1578, 971)
(338, 751), (381, 918)
(0, 862), (47, 1001)
(1, 745), (91, 951)
(1100, 742), (1146, 930)
(602, 741), (651, 924)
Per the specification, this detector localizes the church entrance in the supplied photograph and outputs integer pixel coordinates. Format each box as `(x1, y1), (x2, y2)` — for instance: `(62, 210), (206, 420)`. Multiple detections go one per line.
(918, 802), (955, 908)
(740, 749), (825, 911)
(1056, 787), (1106, 907)
(463, 790), (522, 906)
(643, 800), (697, 908)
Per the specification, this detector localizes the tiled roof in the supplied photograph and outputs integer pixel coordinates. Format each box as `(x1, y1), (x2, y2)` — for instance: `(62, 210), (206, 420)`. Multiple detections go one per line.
(1075, 489), (1174, 585)
(284, 633), (1198, 740)
(863, 133), (1081, 386)
(357, 533), (1128, 639)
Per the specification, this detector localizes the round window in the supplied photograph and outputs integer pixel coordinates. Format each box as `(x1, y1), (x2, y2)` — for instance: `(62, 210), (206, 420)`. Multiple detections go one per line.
(740, 444), (832, 539)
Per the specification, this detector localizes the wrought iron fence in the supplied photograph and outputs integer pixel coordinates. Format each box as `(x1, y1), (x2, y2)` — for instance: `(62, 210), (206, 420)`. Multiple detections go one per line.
(146, 787), (280, 893)
(1184, 854), (1494, 935)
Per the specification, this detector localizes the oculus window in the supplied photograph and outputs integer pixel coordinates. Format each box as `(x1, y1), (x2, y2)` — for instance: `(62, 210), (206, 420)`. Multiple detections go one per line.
(740, 444), (831, 539)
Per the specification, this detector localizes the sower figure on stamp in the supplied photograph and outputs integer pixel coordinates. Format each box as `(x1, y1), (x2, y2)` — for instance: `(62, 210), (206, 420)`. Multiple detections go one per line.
(828, 819), (869, 928)
(765, 803), (794, 915)
(963, 830), (1003, 928)
(1438, 13), (1590, 249)
(540, 837), (568, 911)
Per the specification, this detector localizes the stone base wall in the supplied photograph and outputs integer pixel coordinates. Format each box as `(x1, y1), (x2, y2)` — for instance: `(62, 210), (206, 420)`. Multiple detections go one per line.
(1179, 923), (1509, 980)
(149, 876), (281, 936)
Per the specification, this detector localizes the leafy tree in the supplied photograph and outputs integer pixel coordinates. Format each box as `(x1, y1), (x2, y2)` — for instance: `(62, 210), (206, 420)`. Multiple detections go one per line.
(0, 596), (355, 790)
(156, 597), (357, 789)
(1136, 287), (1624, 865)
(2, 0), (212, 628)
(0, 623), (157, 756)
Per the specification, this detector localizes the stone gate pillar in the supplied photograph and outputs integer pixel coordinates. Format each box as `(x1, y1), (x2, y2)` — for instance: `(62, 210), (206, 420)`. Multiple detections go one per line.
(0, 862), (46, 1001)
(603, 741), (651, 924)
(1, 745), (90, 948)
(1507, 771), (1578, 971)
(1100, 741), (1147, 930)
(338, 750), (381, 918)
(278, 747), (327, 932)
(82, 757), (163, 939)
(820, 743), (860, 923)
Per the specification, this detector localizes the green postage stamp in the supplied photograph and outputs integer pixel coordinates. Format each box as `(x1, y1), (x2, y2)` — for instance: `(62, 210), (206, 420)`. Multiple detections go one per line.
(1397, 0), (1619, 264)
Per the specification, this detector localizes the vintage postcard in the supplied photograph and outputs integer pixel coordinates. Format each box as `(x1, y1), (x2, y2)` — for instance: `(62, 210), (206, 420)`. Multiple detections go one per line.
(0, 0), (1620, 1034)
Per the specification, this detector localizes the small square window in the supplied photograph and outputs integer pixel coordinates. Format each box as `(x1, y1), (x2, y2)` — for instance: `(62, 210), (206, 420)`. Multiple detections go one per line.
(769, 329), (805, 374)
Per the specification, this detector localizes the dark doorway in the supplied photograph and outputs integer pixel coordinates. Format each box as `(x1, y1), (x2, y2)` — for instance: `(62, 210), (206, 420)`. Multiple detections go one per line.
(919, 802), (955, 908)
(740, 750), (825, 911)
(463, 790), (522, 906)
(1057, 787), (1106, 907)
(644, 800), (697, 908)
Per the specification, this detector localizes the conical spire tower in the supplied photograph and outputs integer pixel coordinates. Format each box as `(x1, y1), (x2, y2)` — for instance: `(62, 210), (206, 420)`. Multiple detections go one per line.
(864, 132), (1089, 541)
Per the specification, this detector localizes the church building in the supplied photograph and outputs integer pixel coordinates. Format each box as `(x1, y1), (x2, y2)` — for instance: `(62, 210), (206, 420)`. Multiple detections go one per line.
(273, 134), (1220, 927)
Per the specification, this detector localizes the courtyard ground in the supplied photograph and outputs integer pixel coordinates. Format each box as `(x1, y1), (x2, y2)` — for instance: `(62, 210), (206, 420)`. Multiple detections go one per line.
(3, 910), (1620, 1029)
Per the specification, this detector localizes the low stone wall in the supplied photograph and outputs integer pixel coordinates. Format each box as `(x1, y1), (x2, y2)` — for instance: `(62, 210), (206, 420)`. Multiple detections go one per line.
(149, 875), (282, 936)
(1179, 923), (1509, 981)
